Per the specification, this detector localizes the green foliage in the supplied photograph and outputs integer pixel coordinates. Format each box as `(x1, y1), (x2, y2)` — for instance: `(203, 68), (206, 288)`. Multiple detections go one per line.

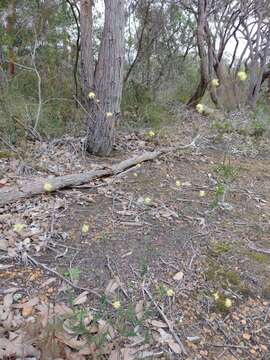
(174, 59), (198, 103)
(64, 267), (81, 282)
(250, 98), (270, 137)
(211, 120), (233, 140)
(248, 252), (270, 264)
(214, 161), (238, 182)
(211, 182), (225, 208)
(211, 241), (231, 256)
(251, 119), (266, 138)
(122, 80), (172, 128)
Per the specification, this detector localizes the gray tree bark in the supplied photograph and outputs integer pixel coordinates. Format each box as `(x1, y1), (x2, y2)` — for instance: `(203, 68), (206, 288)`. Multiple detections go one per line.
(80, 0), (93, 97)
(86, 0), (126, 156)
(187, 0), (210, 106)
(0, 45), (4, 83)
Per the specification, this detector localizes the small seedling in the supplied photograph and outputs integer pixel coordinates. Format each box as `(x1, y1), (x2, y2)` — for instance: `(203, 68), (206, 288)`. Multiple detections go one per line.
(64, 267), (81, 282)
(212, 182), (225, 208)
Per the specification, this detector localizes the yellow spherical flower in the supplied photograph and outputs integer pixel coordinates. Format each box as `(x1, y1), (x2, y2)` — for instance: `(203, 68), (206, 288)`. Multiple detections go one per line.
(175, 180), (181, 188)
(144, 197), (151, 205)
(224, 298), (232, 308)
(196, 104), (204, 114)
(82, 223), (90, 235)
(13, 223), (26, 233)
(166, 289), (175, 297)
(88, 91), (96, 99)
(112, 301), (121, 309)
(199, 190), (206, 197)
(213, 292), (219, 301)
(212, 78), (219, 87)
(43, 182), (53, 192)
(106, 112), (113, 118)
(148, 130), (155, 137)
(237, 71), (247, 81)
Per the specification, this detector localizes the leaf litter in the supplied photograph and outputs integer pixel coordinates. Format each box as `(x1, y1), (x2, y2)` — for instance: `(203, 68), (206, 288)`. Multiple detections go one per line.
(1, 111), (270, 358)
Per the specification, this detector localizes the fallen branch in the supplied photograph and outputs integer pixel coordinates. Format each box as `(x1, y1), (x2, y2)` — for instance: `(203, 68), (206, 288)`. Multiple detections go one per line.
(247, 242), (270, 254)
(0, 135), (199, 206)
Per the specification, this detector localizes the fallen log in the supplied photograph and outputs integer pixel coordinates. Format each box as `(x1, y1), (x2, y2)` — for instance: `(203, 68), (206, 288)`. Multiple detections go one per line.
(0, 135), (199, 206)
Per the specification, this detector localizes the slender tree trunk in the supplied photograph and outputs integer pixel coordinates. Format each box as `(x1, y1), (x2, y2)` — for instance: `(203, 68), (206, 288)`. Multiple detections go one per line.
(86, 0), (125, 156)
(80, 0), (93, 97)
(247, 36), (270, 109)
(187, 0), (209, 106)
(0, 45), (4, 83)
(7, 0), (16, 78)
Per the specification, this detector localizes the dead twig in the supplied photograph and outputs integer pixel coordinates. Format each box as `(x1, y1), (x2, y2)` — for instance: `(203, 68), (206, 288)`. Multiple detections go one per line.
(106, 255), (129, 298)
(143, 288), (187, 355)
(247, 242), (270, 254)
(25, 253), (101, 298)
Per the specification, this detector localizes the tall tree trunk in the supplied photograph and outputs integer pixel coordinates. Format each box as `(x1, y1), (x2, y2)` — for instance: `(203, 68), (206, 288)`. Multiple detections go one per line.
(247, 36), (270, 109)
(80, 0), (93, 97)
(0, 45), (4, 83)
(7, 0), (16, 78)
(187, 0), (209, 106)
(86, 0), (125, 156)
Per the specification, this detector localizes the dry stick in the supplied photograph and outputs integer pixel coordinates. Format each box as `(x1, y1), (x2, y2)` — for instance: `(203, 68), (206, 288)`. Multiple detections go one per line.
(247, 242), (270, 254)
(106, 255), (129, 299)
(205, 343), (248, 349)
(26, 254), (101, 299)
(0, 135), (199, 206)
(143, 288), (187, 355)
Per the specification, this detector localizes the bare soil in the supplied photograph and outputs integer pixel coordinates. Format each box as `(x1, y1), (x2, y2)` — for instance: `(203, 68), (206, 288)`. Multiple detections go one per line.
(1, 111), (270, 359)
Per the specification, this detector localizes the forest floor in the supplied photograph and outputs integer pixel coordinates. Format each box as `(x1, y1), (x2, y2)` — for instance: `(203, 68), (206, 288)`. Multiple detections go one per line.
(1, 107), (270, 359)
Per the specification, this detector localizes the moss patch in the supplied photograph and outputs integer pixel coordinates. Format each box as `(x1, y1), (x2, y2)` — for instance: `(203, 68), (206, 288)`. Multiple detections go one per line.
(248, 252), (270, 264)
(210, 241), (231, 257)
(0, 151), (17, 158)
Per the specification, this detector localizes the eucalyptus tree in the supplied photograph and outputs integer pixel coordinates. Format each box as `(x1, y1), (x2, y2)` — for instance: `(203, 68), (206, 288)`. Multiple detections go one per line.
(80, 0), (126, 156)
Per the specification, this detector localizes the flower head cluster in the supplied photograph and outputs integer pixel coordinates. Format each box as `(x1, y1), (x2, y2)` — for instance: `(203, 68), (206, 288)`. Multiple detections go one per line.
(82, 223), (90, 235)
(88, 91), (96, 99)
(196, 103), (204, 114)
(237, 71), (247, 81)
(144, 197), (151, 205)
(166, 289), (175, 297)
(112, 301), (121, 309)
(199, 190), (206, 197)
(43, 182), (53, 192)
(212, 78), (219, 87)
(224, 298), (232, 308)
(13, 224), (26, 233)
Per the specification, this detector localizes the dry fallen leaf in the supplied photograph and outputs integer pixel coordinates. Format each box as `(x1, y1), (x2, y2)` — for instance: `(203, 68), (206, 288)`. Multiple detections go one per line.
(168, 340), (182, 354)
(73, 291), (89, 305)
(40, 277), (57, 288)
(135, 300), (144, 321)
(14, 296), (40, 309)
(0, 178), (8, 186)
(3, 293), (14, 308)
(173, 271), (184, 281)
(22, 306), (33, 318)
(105, 277), (121, 296)
(149, 319), (168, 328)
(242, 333), (251, 340)
(0, 238), (8, 251)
